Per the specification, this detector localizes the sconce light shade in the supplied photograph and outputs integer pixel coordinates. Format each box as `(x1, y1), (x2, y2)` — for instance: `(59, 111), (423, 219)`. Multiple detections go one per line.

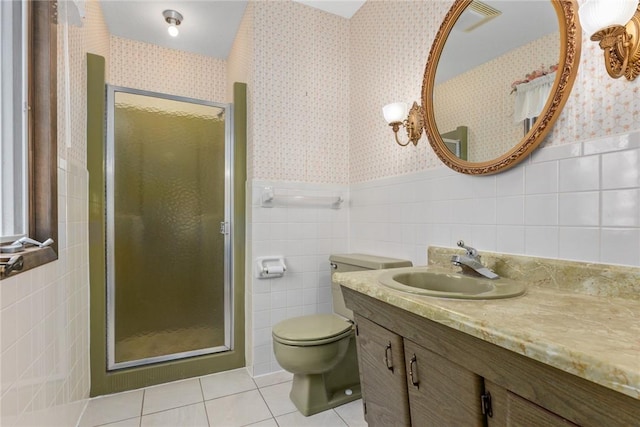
(383, 102), (408, 124)
(383, 101), (424, 147)
(579, 0), (640, 80)
(578, 0), (637, 37)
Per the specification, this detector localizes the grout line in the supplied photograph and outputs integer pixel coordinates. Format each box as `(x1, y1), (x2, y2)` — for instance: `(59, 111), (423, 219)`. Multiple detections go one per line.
(202, 387), (261, 403)
(139, 400), (209, 417)
(333, 408), (350, 426)
(137, 402), (211, 424)
(93, 416), (141, 427)
(202, 396), (213, 427)
(255, 385), (277, 421)
(139, 389), (145, 418)
(198, 377), (206, 402)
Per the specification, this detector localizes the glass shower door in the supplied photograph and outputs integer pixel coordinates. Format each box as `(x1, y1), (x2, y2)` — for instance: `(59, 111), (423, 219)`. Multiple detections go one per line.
(106, 87), (233, 370)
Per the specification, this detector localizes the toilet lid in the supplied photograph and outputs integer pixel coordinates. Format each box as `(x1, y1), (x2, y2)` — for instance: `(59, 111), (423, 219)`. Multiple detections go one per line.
(272, 314), (352, 344)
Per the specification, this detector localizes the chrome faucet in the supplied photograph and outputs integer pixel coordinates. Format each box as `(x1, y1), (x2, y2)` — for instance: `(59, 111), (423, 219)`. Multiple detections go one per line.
(451, 240), (499, 279)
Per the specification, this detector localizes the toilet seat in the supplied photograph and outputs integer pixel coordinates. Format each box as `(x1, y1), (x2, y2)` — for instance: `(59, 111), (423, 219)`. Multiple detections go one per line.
(272, 314), (353, 347)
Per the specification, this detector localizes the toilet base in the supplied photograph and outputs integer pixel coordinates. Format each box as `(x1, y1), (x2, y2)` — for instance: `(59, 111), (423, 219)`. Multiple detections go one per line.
(289, 373), (361, 416)
(287, 335), (361, 416)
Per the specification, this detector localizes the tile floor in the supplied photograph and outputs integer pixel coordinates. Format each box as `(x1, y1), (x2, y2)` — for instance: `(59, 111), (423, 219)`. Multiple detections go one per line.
(78, 369), (367, 427)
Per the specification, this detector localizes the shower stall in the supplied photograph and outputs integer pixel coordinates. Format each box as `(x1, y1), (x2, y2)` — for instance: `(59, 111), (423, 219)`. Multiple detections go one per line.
(105, 86), (233, 370)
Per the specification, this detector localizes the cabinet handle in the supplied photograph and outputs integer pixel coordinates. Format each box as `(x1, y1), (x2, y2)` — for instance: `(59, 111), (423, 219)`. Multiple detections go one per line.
(384, 342), (394, 372)
(409, 354), (419, 388)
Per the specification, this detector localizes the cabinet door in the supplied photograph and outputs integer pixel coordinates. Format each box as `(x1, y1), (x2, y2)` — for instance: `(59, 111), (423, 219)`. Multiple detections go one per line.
(484, 380), (578, 426)
(404, 339), (484, 427)
(354, 315), (411, 426)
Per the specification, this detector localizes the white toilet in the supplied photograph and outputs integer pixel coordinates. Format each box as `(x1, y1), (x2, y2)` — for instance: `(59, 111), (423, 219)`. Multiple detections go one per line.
(272, 253), (412, 416)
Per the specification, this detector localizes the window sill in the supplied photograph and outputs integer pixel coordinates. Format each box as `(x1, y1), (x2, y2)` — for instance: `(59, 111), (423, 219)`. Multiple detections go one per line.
(0, 246), (57, 280)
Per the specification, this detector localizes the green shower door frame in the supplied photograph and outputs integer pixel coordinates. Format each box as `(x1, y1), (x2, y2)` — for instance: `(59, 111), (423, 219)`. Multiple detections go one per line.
(106, 86), (233, 370)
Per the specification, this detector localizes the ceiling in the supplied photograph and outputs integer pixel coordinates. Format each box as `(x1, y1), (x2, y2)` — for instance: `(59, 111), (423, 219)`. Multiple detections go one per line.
(436, 1), (558, 83)
(100, 0), (554, 78)
(100, 0), (366, 60)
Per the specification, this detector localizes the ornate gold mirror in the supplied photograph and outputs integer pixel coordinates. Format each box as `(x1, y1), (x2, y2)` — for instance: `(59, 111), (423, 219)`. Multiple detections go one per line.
(422, 0), (581, 175)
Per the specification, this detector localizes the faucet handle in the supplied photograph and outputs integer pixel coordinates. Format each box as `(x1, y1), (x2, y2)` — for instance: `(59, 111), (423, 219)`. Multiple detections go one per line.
(456, 240), (478, 257)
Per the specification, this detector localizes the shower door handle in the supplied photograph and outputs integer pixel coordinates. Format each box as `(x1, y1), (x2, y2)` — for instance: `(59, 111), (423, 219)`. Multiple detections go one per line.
(219, 222), (230, 235)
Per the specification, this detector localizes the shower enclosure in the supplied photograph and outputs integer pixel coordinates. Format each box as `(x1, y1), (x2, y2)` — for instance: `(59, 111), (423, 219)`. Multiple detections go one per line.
(105, 86), (233, 370)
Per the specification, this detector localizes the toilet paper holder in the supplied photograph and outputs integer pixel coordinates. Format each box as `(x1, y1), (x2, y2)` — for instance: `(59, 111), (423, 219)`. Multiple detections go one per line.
(255, 256), (287, 279)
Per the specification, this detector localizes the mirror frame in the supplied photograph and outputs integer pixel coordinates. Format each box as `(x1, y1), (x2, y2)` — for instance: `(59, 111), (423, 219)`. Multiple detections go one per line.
(422, 0), (581, 175)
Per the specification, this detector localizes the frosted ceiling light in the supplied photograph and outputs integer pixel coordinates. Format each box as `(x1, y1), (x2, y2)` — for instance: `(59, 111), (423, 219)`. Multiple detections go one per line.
(163, 9), (183, 38)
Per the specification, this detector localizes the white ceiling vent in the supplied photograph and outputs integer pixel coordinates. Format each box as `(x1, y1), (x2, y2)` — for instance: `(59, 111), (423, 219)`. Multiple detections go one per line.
(454, 1), (502, 33)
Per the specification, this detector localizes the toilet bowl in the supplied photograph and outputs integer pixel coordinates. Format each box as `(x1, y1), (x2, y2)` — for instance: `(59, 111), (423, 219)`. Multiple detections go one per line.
(271, 254), (412, 416)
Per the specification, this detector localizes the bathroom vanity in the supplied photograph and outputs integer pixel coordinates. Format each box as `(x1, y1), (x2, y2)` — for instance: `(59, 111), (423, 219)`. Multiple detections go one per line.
(335, 249), (640, 427)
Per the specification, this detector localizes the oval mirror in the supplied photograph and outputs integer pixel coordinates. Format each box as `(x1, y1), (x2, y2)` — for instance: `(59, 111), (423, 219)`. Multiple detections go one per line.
(422, 0), (581, 175)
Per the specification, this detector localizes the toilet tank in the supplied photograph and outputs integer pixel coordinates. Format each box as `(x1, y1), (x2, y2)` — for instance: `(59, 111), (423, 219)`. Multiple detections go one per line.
(329, 254), (412, 320)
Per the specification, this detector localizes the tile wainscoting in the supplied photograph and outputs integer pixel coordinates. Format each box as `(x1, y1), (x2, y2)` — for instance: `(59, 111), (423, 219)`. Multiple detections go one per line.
(1, 162), (90, 427)
(350, 131), (640, 269)
(247, 180), (349, 376)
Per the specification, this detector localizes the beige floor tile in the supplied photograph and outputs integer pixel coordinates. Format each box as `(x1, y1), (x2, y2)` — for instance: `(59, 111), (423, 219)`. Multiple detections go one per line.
(205, 389), (272, 427)
(200, 368), (256, 401)
(143, 378), (203, 415)
(258, 381), (297, 417)
(276, 409), (348, 427)
(334, 400), (366, 427)
(79, 390), (144, 427)
(253, 370), (293, 388)
(141, 403), (208, 427)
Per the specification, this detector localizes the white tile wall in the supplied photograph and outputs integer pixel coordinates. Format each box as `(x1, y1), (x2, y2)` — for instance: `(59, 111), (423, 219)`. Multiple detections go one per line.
(350, 132), (640, 268)
(248, 180), (348, 376)
(0, 163), (90, 427)
(0, 2), (109, 425)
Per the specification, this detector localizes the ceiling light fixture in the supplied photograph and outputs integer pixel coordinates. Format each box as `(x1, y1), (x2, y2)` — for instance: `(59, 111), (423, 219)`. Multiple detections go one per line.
(163, 9), (183, 37)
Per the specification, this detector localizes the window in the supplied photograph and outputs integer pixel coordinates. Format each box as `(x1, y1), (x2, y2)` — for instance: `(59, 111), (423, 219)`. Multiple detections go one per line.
(0, 0), (28, 242)
(0, 0), (58, 279)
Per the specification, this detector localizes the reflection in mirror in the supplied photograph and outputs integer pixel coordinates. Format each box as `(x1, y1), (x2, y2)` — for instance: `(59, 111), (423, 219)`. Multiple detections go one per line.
(433, 1), (559, 163)
(422, 0), (581, 175)
(441, 126), (468, 160)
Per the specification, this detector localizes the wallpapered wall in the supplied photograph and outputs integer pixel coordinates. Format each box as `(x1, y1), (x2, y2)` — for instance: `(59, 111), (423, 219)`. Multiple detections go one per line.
(349, 0), (640, 183)
(434, 33), (559, 162)
(227, 1), (255, 178)
(349, 0), (450, 182)
(250, 1), (350, 184)
(109, 36), (227, 103)
(58, 0), (110, 167)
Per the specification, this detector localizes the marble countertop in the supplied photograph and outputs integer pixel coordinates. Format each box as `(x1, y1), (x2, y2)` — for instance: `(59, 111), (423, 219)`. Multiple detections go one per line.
(334, 268), (640, 400)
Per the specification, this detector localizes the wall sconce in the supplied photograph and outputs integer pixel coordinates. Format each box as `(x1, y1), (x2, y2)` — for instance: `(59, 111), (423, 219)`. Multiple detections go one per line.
(382, 101), (425, 146)
(579, 0), (640, 80)
(163, 9), (183, 37)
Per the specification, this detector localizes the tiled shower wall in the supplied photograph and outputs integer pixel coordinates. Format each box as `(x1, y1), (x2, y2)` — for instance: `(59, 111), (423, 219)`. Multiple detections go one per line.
(0, 2), (110, 426)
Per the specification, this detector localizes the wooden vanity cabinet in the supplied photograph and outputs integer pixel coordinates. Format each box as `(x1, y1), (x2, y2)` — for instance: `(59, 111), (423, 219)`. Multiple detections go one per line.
(354, 314), (484, 426)
(484, 380), (577, 426)
(353, 315), (410, 426)
(344, 287), (640, 427)
(404, 339), (484, 426)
